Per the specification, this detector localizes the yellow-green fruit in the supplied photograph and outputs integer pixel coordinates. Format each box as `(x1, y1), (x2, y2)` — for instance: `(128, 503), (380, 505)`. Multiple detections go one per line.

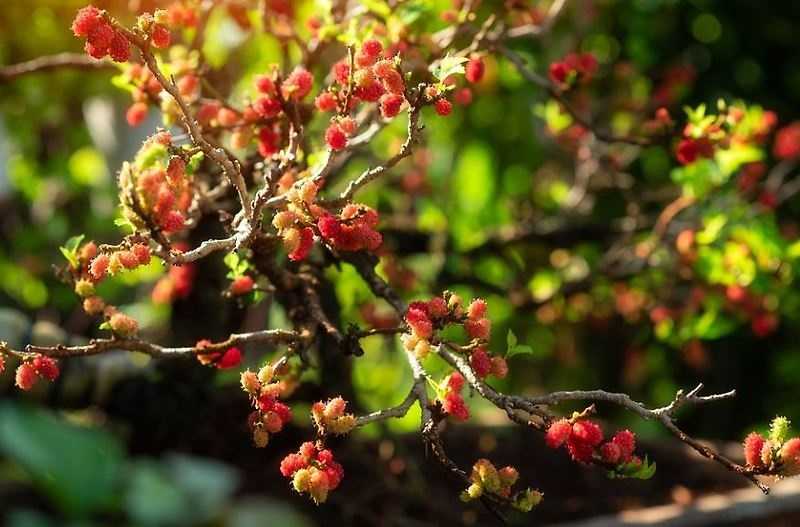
(74, 279), (95, 298)
(514, 489), (543, 512)
(466, 482), (483, 499)
(329, 414), (356, 436)
(770, 416), (791, 444)
(257, 364), (275, 384)
(292, 468), (312, 492)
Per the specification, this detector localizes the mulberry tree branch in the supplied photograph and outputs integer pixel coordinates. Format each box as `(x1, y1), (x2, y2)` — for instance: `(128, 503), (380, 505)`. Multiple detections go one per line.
(0, 329), (306, 360)
(0, 53), (113, 81)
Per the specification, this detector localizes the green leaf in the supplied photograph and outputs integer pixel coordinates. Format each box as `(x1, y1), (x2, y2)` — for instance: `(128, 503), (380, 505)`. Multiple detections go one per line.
(114, 216), (136, 233)
(506, 329), (518, 351)
(224, 252), (250, 278)
(507, 345), (534, 359)
(59, 234), (85, 268)
(506, 330), (535, 358)
(430, 54), (469, 82)
(670, 159), (723, 199)
(609, 455), (657, 480)
(0, 403), (124, 516)
(186, 151), (205, 175)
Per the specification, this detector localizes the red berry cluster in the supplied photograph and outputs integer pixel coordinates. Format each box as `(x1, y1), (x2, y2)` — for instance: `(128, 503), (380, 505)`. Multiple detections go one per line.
(67, 239), (147, 337)
(240, 362), (294, 447)
(743, 417), (800, 476)
(441, 371), (469, 421)
(195, 340), (242, 369)
(317, 204), (383, 252)
(545, 418), (638, 466)
(270, 179), (321, 261)
(401, 296), (446, 359)
(464, 298), (492, 340)
(87, 243), (151, 282)
(280, 442), (344, 504)
(140, 161), (191, 233)
(401, 294), (496, 365)
(548, 52), (598, 88)
(469, 347), (508, 380)
(15, 355), (60, 391)
(319, 40), (407, 149)
(311, 397), (356, 436)
(72, 6), (130, 62)
(271, 179), (383, 262)
(120, 134), (193, 234)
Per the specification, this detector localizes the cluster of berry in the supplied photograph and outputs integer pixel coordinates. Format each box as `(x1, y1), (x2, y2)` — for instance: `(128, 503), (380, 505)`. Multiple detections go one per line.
(743, 417), (800, 476)
(69, 239), (145, 336)
(86, 243), (151, 283)
(546, 418), (638, 466)
(240, 363), (293, 448)
(441, 371), (469, 421)
(401, 294), (497, 363)
(317, 204), (383, 252)
(122, 134), (193, 234)
(72, 6), (130, 62)
(272, 179), (383, 261)
(461, 459), (542, 512)
(548, 52), (598, 88)
(280, 442), (344, 504)
(14, 355), (60, 391)
(311, 397), (357, 436)
(271, 181), (318, 262)
(469, 346), (508, 379)
(318, 40), (408, 149)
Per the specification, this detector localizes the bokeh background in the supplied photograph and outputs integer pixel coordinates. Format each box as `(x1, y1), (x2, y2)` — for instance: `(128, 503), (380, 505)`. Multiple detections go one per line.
(2, 0), (800, 525)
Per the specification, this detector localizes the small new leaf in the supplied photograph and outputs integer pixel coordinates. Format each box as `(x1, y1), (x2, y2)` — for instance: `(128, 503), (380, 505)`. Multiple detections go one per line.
(59, 234), (85, 268)
(609, 456), (657, 480)
(430, 54), (469, 82)
(506, 330), (534, 358)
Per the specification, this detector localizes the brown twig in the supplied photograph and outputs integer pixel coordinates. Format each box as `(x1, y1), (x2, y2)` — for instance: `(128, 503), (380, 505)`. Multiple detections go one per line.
(0, 53), (113, 82)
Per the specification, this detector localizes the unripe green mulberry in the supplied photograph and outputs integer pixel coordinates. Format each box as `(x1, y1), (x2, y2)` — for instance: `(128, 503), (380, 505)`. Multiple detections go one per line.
(292, 468), (312, 492)
(770, 416), (791, 444)
(74, 279), (95, 298)
(514, 489), (543, 512)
